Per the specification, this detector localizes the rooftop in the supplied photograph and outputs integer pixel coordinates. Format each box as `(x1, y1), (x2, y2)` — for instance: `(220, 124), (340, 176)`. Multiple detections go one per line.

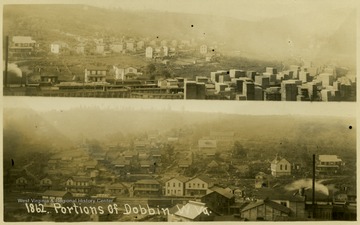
(174, 201), (207, 220)
(242, 199), (291, 214)
(318, 155), (342, 162)
(12, 36), (36, 44)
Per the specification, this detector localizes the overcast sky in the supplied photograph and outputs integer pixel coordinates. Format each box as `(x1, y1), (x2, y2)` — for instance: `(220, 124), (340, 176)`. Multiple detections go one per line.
(2, 0), (358, 21)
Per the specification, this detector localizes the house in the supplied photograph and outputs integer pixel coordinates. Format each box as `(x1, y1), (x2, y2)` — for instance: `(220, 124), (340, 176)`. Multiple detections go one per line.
(10, 36), (37, 57)
(200, 44), (208, 55)
(133, 179), (161, 197)
(209, 131), (234, 144)
(83, 160), (98, 170)
(41, 190), (73, 208)
(75, 43), (85, 54)
(84, 67), (108, 82)
(178, 158), (192, 168)
(317, 155), (344, 175)
(107, 183), (128, 195)
(169, 201), (216, 221)
(207, 160), (219, 170)
(15, 177), (28, 189)
(198, 139), (217, 156)
(113, 66), (125, 80)
(241, 198), (292, 221)
(251, 187), (306, 219)
(95, 44), (105, 54)
(39, 177), (53, 190)
(165, 176), (189, 196)
(136, 41), (144, 50)
(40, 75), (58, 84)
(145, 46), (153, 58)
(271, 156), (291, 177)
(201, 186), (235, 214)
(50, 41), (68, 54)
(185, 176), (214, 197)
(139, 160), (153, 173)
(65, 176), (94, 193)
(113, 158), (131, 170)
(126, 42), (135, 52)
(110, 42), (124, 53)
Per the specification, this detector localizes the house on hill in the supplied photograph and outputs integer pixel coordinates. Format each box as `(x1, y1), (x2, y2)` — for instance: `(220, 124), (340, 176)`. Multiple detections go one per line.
(271, 156), (291, 177)
(316, 155), (344, 175)
(165, 176), (189, 196)
(185, 175), (214, 197)
(202, 186), (235, 214)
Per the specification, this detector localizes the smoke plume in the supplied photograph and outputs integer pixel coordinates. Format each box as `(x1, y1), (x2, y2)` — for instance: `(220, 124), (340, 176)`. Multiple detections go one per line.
(284, 178), (329, 196)
(8, 63), (23, 77)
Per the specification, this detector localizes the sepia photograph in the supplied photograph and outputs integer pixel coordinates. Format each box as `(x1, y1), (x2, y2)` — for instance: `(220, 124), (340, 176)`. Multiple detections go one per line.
(1, 0), (359, 223)
(2, 0), (357, 101)
(2, 97), (357, 222)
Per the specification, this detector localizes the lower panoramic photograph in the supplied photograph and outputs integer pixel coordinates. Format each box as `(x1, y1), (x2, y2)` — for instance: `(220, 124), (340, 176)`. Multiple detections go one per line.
(3, 98), (357, 222)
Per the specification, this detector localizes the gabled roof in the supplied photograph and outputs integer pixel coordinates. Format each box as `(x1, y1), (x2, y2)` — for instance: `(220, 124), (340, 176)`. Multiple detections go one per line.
(69, 176), (91, 182)
(113, 158), (131, 166)
(271, 156), (290, 165)
(208, 186), (234, 199)
(167, 176), (190, 183)
(108, 183), (126, 189)
(187, 175), (213, 185)
(207, 160), (219, 168)
(241, 199), (291, 214)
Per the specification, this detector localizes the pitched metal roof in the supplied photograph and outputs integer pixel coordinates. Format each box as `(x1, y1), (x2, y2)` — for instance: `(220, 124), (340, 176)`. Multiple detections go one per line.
(241, 199), (291, 214)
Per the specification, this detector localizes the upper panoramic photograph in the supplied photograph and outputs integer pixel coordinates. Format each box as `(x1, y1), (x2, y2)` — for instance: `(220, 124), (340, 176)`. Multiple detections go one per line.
(2, 0), (357, 101)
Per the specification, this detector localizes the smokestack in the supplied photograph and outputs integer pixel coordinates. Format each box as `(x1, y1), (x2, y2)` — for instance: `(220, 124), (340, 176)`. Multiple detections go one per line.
(4, 36), (9, 88)
(312, 154), (316, 218)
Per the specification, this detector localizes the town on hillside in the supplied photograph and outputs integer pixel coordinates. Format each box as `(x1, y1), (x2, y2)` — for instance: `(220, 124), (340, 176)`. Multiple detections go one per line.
(3, 4), (356, 101)
(3, 108), (357, 222)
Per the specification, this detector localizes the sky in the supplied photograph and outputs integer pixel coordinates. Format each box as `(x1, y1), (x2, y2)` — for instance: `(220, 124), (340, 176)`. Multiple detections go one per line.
(2, 0), (358, 21)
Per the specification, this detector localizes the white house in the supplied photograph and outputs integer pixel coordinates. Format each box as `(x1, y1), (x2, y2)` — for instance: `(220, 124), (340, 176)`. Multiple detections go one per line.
(185, 176), (213, 197)
(271, 156), (291, 177)
(145, 46), (153, 58)
(165, 176), (189, 196)
(200, 44), (208, 55)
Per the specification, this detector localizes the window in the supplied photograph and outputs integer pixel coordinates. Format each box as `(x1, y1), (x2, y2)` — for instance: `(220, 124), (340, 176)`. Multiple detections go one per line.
(189, 183), (191, 188)
(167, 190), (170, 194)
(173, 183), (175, 187)
(280, 165), (283, 170)
(202, 184), (205, 188)
(197, 183), (200, 188)
(280, 201), (287, 207)
(285, 165), (287, 170)
(167, 183), (170, 187)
